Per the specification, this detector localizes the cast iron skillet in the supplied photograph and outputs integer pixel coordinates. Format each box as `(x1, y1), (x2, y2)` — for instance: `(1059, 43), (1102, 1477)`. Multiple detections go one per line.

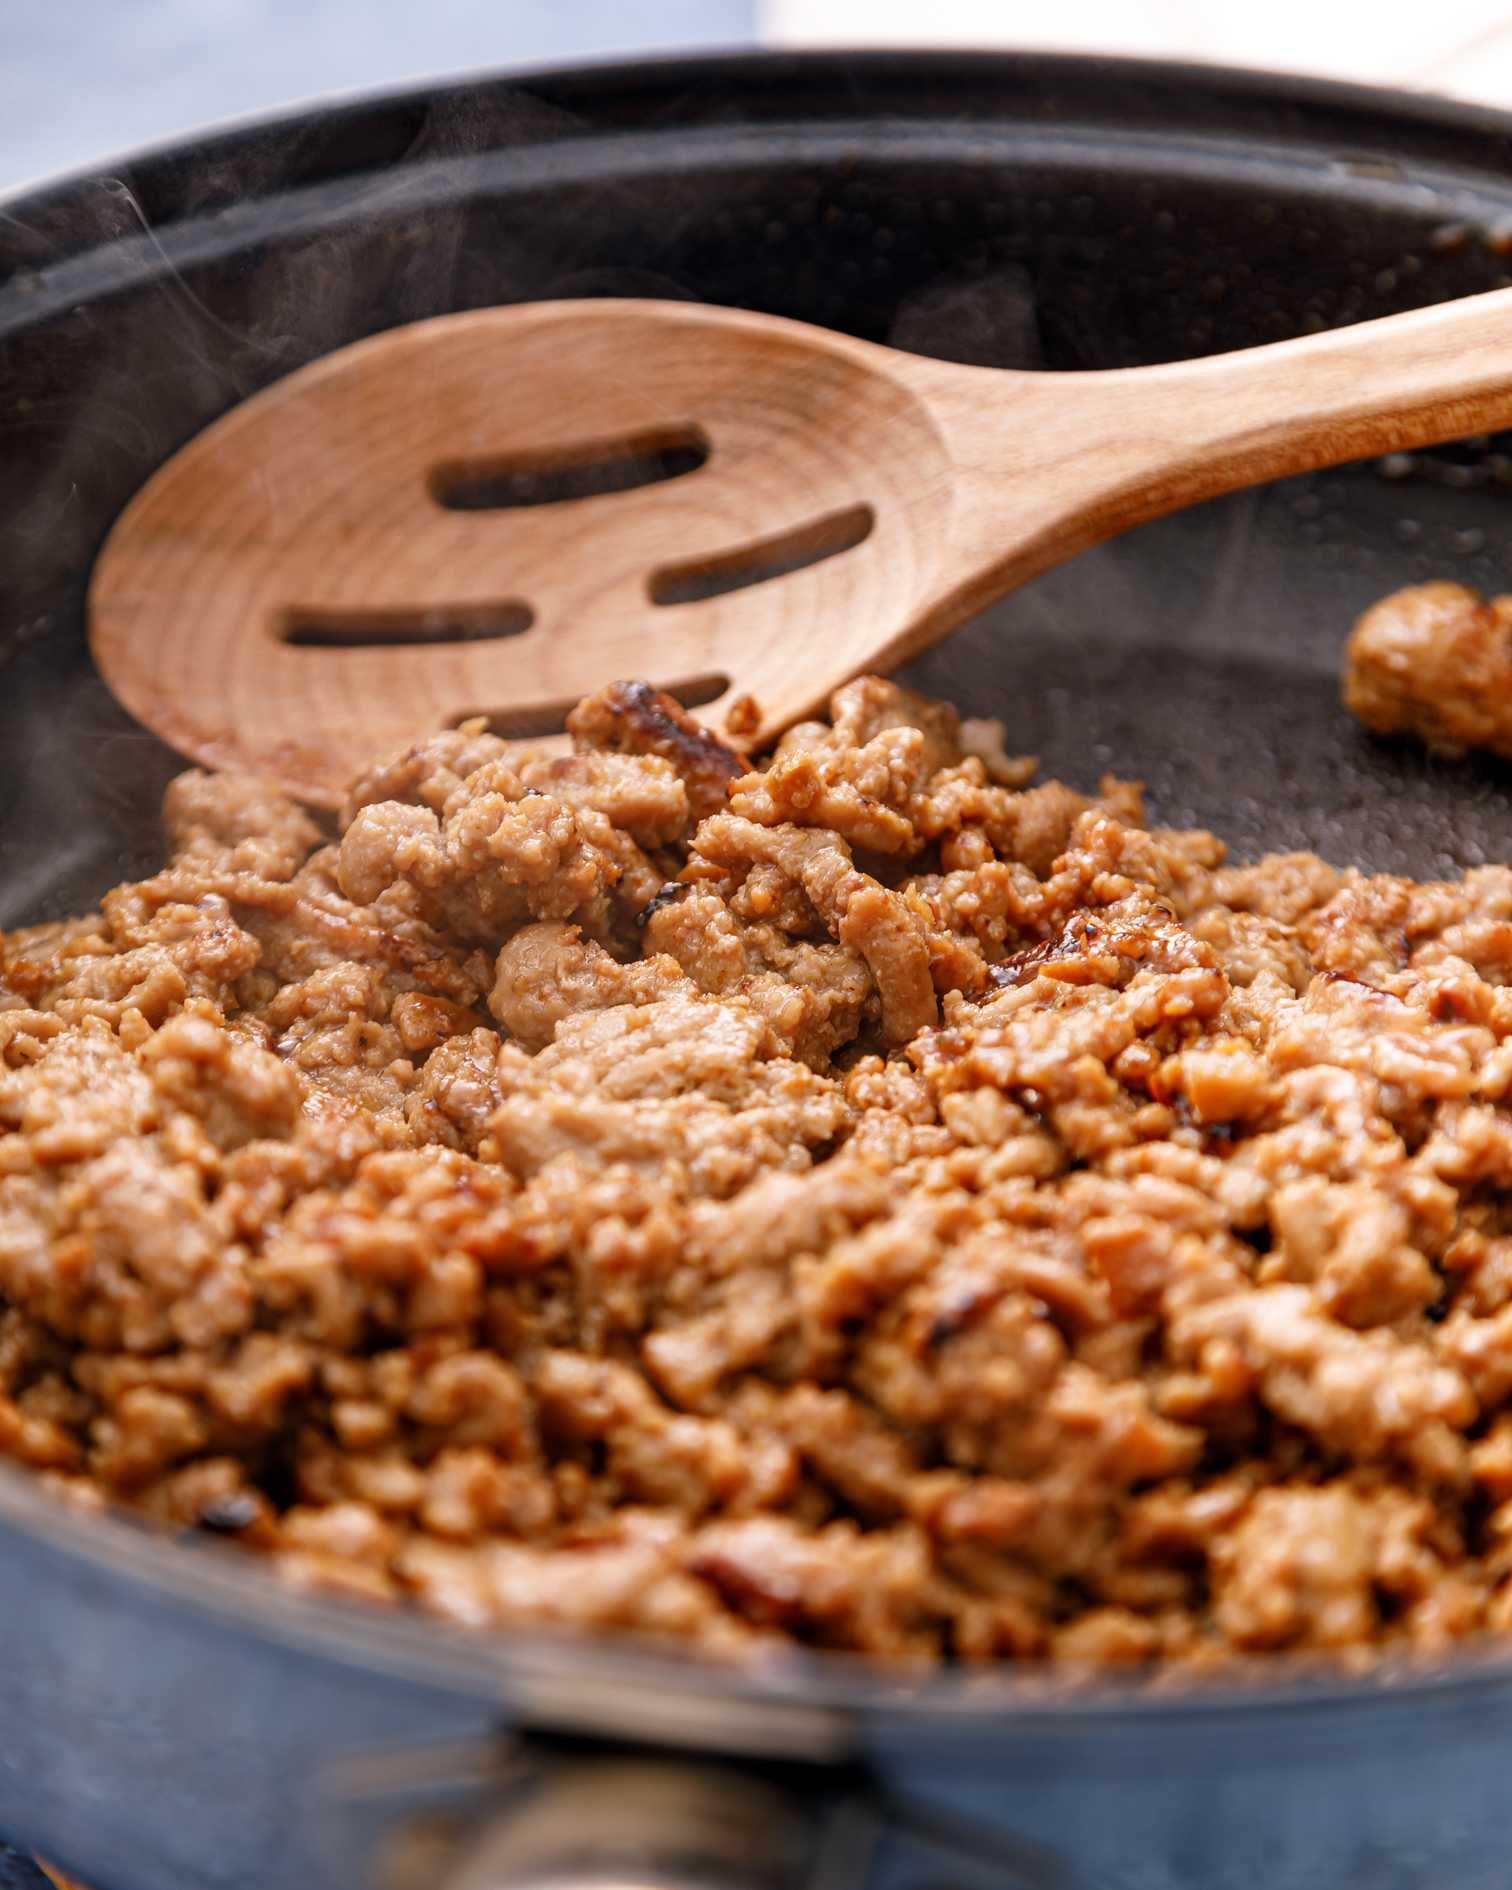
(8, 50), (1512, 1890)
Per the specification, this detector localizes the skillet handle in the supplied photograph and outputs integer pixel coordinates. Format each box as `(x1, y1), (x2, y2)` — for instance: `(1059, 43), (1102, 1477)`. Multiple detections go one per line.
(433, 1755), (808, 1890)
(423, 1749), (1073, 1890)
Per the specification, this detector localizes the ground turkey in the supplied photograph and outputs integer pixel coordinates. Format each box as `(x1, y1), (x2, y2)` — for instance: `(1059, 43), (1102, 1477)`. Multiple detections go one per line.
(5, 674), (1512, 1667)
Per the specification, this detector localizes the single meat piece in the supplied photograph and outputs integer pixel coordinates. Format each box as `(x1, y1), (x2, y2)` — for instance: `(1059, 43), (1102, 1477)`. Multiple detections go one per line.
(957, 717), (1038, 789)
(338, 766), (623, 949)
(164, 770), (323, 883)
(1209, 851), (1342, 927)
(691, 815), (936, 1044)
(727, 673), (973, 857)
(510, 750), (690, 852)
(400, 1513), (751, 1646)
(1209, 1483), (1380, 1650)
(639, 889), (875, 1068)
(728, 727), (925, 855)
(1264, 1176), (1439, 1327)
(1343, 581), (1512, 761)
(683, 1512), (946, 1655)
(1170, 1285), (1474, 1483)
(830, 676), (963, 781)
(566, 680), (746, 823)
(486, 990), (852, 1194)
(339, 721), (511, 826)
(490, 923), (692, 1051)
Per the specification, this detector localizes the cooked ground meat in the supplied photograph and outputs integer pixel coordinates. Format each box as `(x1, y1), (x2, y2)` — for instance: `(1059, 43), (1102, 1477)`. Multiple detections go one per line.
(8, 673), (1512, 1666)
(1343, 580), (1512, 761)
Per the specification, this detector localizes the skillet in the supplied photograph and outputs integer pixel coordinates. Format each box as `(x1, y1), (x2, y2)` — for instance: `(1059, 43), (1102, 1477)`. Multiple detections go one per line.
(8, 49), (1512, 1890)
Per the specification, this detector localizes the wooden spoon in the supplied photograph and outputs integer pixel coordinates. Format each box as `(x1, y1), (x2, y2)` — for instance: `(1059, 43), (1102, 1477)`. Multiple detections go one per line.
(90, 290), (1512, 808)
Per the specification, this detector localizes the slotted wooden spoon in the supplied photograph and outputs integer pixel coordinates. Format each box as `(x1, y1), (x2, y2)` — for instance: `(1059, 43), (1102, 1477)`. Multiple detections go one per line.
(90, 290), (1512, 808)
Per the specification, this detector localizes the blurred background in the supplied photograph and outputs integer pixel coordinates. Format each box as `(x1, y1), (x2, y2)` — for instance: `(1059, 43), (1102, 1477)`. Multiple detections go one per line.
(8, 0), (1512, 198)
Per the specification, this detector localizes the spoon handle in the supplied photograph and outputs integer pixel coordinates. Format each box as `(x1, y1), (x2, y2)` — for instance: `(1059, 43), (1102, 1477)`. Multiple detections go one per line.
(899, 284), (1512, 652)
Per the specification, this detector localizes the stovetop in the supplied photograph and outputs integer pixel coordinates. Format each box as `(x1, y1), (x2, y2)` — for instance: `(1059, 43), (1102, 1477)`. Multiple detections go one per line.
(1, 1838), (59, 1890)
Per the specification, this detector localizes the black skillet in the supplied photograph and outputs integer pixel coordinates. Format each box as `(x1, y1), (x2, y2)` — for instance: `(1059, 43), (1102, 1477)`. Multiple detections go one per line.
(6, 50), (1512, 1890)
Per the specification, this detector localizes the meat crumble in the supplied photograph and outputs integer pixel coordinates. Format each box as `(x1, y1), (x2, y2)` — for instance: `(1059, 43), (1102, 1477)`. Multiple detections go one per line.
(1344, 579), (1512, 762)
(7, 673), (1512, 1667)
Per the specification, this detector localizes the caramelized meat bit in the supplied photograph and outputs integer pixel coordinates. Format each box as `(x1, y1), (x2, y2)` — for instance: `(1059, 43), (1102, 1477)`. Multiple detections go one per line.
(566, 680), (746, 824)
(1344, 580), (1512, 761)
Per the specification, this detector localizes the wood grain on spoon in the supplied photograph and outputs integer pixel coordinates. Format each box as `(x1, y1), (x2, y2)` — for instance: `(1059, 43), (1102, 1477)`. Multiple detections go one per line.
(90, 291), (1512, 807)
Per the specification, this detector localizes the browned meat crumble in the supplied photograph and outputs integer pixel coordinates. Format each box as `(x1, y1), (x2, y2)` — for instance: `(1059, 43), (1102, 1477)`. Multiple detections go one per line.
(6, 673), (1512, 1666)
(1344, 580), (1512, 762)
